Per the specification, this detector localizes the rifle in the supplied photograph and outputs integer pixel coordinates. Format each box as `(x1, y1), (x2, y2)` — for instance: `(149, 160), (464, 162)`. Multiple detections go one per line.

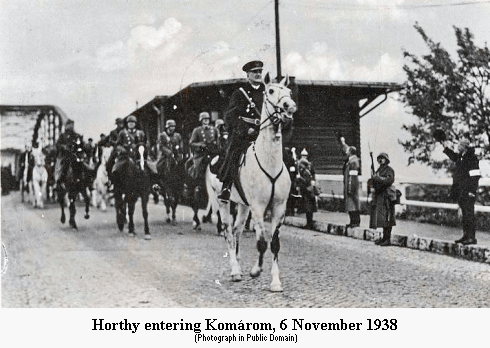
(367, 142), (375, 196)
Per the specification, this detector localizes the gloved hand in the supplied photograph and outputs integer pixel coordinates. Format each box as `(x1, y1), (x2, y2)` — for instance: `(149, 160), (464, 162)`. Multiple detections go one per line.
(248, 128), (255, 135)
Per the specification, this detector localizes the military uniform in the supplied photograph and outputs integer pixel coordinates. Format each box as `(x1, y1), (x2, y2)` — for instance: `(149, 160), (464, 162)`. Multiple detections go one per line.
(342, 142), (361, 227)
(54, 127), (83, 183)
(158, 130), (183, 162)
(188, 123), (220, 184)
(297, 156), (319, 227)
(112, 127), (154, 174)
(444, 145), (480, 244)
(217, 80), (265, 184)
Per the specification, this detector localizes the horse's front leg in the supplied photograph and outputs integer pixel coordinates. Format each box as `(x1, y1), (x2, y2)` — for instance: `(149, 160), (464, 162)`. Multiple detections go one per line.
(127, 196), (136, 236)
(141, 192), (151, 240)
(68, 192), (78, 230)
(82, 187), (91, 219)
(58, 189), (66, 224)
(220, 201), (243, 281)
(250, 208), (267, 279)
(269, 203), (287, 292)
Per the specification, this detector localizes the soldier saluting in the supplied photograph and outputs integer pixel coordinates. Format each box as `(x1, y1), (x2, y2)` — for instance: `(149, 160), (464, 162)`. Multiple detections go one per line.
(218, 60), (265, 202)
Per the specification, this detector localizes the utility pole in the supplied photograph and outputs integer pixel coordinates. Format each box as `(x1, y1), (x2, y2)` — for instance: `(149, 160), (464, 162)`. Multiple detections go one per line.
(275, 0), (282, 81)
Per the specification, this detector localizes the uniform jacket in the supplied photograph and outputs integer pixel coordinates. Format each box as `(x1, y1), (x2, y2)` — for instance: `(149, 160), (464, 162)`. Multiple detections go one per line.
(108, 127), (124, 147)
(116, 128), (148, 160)
(297, 158), (318, 213)
(443, 147), (480, 201)
(189, 125), (220, 159)
(369, 164), (396, 228)
(343, 154), (360, 212)
(158, 131), (183, 161)
(224, 82), (265, 142)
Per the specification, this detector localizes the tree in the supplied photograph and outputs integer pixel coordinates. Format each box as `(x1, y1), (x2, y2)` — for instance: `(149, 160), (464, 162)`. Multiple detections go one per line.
(399, 23), (490, 171)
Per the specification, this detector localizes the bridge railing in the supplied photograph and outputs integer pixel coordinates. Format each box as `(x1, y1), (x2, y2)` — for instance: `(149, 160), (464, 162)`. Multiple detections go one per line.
(316, 174), (490, 213)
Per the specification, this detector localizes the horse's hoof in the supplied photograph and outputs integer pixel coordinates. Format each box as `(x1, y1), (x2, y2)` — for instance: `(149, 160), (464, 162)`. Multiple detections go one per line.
(250, 267), (262, 278)
(84, 214), (89, 219)
(270, 283), (283, 292)
(129, 232), (136, 237)
(166, 218), (171, 223)
(60, 216), (66, 224)
(69, 222), (78, 230)
(231, 274), (242, 282)
(144, 234), (151, 240)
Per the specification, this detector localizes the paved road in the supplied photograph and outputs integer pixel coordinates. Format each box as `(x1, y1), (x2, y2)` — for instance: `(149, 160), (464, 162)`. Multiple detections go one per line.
(2, 194), (489, 308)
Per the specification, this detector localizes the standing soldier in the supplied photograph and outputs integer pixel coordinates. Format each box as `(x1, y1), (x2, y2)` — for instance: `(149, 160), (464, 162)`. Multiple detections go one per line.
(369, 152), (396, 246)
(339, 136), (361, 228)
(443, 138), (481, 245)
(296, 149), (320, 229)
(188, 112), (220, 188)
(218, 60), (265, 203)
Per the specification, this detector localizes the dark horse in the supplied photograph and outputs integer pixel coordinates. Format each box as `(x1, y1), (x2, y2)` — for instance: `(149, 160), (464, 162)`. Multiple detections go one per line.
(58, 136), (91, 230)
(112, 146), (152, 239)
(156, 154), (184, 224)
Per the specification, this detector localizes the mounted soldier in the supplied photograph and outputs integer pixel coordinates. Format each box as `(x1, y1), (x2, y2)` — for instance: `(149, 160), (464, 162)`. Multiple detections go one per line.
(218, 60), (265, 202)
(112, 115), (157, 177)
(54, 119), (83, 191)
(106, 117), (126, 184)
(157, 119), (184, 166)
(187, 112), (220, 188)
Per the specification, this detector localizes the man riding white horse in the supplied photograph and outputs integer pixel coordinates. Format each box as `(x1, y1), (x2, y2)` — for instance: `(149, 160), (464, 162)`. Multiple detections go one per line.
(218, 60), (265, 203)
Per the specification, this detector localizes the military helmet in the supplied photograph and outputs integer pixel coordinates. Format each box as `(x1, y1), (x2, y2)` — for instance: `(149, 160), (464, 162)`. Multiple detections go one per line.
(199, 112), (210, 122)
(301, 148), (308, 156)
(377, 152), (390, 163)
(166, 119), (176, 128)
(115, 117), (124, 124)
(215, 119), (224, 127)
(126, 115), (137, 123)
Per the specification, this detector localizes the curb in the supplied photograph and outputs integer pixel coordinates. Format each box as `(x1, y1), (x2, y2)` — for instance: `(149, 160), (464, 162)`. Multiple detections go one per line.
(284, 216), (490, 264)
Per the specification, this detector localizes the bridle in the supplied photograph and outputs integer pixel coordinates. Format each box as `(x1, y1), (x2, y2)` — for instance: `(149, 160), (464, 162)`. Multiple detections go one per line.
(259, 85), (295, 132)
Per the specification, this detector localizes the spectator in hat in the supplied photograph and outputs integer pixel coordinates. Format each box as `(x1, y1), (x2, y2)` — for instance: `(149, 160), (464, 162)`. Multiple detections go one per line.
(296, 149), (320, 229)
(188, 112), (220, 187)
(339, 136), (361, 228)
(443, 138), (481, 245)
(218, 60), (265, 202)
(369, 152), (396, 246)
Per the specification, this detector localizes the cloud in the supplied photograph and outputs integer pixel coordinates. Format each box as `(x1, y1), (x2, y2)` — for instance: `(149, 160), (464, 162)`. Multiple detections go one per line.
(356, 0), (408, 22)
(95, 18), (186, 72)
(283, 42), (403, 82)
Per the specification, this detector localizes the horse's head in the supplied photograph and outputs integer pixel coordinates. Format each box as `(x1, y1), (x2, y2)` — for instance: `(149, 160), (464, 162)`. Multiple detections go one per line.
(262, 72), (297, 136)
(101, 146), (113, 164)
(32, 147), (45, 167)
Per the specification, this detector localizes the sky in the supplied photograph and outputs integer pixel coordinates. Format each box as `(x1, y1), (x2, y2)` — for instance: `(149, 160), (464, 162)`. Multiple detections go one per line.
(1, 0), (490, 180)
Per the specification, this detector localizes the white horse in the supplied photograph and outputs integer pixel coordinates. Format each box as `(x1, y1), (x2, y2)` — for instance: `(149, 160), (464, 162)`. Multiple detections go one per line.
(92, 146), (113, 211)
(216, 72), (297, 292)
(30, 147), (48, 208)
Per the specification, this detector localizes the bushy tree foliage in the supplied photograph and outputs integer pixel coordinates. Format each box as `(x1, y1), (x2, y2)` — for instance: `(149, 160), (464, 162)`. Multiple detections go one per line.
(400, 23), (490, 171)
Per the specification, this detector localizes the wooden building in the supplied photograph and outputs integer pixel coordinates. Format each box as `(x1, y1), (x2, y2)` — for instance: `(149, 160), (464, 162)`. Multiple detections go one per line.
(130, 79), (401, 174)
